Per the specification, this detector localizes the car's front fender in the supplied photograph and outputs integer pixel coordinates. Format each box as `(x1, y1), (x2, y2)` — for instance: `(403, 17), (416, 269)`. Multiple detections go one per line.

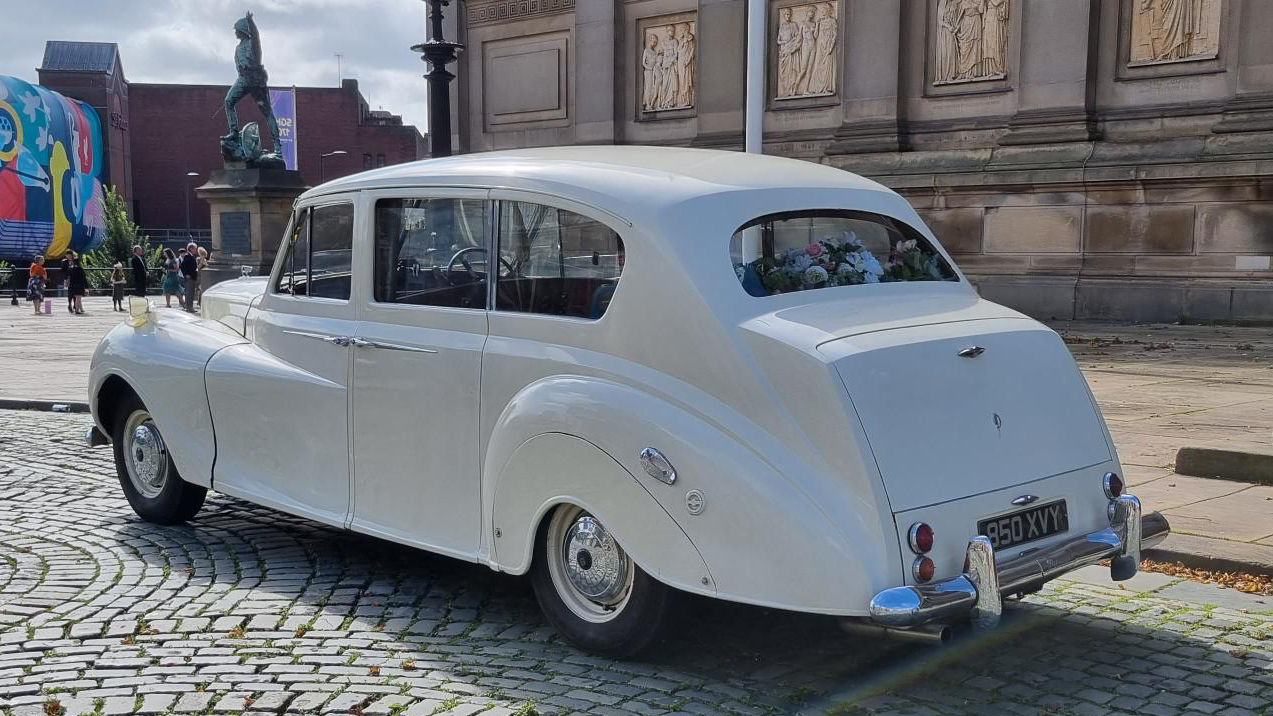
(484, 376), (897, 616)
(89, 312), (248, 488)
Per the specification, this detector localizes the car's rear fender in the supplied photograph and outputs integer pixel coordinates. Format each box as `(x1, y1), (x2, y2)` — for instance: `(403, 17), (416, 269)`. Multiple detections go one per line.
(483, 375), (898, 616)
(89, 313), (248, 488)
(489, 432), (715, 597)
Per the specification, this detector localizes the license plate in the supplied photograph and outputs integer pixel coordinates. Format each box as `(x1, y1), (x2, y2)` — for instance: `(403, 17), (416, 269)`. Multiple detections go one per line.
(978, 500), (1068, 550)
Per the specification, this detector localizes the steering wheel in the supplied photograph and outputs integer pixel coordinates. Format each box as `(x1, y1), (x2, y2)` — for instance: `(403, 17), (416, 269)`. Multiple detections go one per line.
(444, 247), (518, 283)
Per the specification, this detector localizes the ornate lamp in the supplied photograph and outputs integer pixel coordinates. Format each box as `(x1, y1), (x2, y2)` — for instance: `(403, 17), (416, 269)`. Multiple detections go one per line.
(411, 0), (464, 158)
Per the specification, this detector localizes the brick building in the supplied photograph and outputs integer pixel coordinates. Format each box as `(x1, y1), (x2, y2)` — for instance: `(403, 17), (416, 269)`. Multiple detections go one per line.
(37, 41), (426, 240)
(35, 42), (133, 208)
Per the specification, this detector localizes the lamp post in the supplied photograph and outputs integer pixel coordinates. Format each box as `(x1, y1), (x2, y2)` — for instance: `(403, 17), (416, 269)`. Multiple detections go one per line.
(319, 150), (347, 183)
(411, 0), (464, 158)
(184, 171), (200, 237)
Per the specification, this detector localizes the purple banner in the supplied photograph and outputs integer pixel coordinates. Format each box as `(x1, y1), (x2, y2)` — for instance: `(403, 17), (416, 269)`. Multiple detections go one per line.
(268, 88), (297, 171)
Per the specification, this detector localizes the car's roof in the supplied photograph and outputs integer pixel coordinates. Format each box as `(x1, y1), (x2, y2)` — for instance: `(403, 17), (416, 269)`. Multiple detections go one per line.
(303, 146), (893, 220)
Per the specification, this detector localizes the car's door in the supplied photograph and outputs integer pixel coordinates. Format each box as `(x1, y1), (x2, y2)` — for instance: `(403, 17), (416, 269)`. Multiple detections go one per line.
(348, 190), (490, 558)
(209, 200), (357, 527)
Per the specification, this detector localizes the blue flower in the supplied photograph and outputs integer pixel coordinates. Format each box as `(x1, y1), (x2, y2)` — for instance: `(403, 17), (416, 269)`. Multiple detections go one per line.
(859, 251), (884, 278)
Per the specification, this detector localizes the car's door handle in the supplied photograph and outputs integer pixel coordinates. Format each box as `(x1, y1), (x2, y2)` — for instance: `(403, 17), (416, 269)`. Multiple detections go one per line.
(284, 330), (351, 347)
(350, 338), (437, 354)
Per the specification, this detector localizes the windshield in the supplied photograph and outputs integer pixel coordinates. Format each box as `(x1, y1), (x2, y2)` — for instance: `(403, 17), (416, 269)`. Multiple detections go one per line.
(729, 210), (957, 297)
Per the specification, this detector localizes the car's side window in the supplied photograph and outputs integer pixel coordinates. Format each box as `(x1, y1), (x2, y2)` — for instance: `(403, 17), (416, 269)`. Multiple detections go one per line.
(274, 204), (354, 300)
(374, 198), (490, 310)
(496, 201), (625, 319)
(274, 209), (311, 296)
(308, 203), (355, 300)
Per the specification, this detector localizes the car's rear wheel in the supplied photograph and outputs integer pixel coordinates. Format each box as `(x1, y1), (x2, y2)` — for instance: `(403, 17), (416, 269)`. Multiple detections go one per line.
(112, 395), (206, 524)
(529, 504), (673, 658)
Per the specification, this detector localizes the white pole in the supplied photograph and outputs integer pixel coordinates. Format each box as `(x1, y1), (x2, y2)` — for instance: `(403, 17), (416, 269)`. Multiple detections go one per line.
(745, 0), (765, 154)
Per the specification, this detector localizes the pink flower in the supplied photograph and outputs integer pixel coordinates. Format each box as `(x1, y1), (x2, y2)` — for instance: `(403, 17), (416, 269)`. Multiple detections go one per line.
(806, 243), (824, 257)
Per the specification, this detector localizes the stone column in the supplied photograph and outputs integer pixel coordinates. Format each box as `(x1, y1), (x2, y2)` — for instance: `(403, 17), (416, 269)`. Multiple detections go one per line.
(1000, 0), (1099, 145)
(574, 0), (618, 144)
(828, 0), (905, 154)
(194, 168), (307, 289)
(1213, 0), (1273, 133)
(692, 0), (746, 147)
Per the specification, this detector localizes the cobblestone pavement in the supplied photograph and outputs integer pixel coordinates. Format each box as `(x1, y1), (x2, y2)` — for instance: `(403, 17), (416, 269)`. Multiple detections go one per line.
(1, 412), (1271, 716)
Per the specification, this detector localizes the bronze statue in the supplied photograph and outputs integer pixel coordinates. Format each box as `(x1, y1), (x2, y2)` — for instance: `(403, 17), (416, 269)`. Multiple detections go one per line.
(220, 12), (283, 166)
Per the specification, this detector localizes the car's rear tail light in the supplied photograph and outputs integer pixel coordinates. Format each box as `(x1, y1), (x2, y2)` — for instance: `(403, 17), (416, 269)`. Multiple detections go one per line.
(1103, 472), (1124, 499)
(907, 522), (935, 554)
(912, 556), (936, 583)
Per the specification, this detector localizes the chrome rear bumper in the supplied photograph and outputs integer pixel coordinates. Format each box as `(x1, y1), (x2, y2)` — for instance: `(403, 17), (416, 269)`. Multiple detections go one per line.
(869, 495), (1168, 629)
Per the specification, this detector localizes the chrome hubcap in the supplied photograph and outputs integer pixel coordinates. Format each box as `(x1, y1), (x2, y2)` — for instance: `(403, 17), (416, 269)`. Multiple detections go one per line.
(546, 506), (635, 623)
(123, 411), (168, 498)
(562, 516), (628, 603)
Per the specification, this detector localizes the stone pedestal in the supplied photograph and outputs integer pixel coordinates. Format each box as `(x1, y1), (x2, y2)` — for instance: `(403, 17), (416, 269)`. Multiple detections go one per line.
(194, 166), (307, 290)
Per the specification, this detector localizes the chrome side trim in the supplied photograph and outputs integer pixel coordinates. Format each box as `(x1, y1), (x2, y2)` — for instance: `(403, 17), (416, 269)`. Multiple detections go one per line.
(349, 338), (438, 354)
(283, 329), (350, 346)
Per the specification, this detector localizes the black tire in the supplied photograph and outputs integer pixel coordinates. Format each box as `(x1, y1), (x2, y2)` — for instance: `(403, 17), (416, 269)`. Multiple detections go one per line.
(111, 394), (207, 525)
(529, 504), (674, 658)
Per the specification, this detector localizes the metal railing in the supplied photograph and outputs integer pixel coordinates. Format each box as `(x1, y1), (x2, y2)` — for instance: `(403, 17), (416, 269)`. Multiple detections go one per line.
(2, 267), (169, 299)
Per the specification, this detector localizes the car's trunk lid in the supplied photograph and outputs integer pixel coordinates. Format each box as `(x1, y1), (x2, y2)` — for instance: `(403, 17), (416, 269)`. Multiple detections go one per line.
(818, 317), (1110, 512)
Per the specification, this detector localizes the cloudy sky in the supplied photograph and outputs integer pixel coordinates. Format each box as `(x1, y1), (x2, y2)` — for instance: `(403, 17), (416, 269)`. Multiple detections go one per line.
(9, 0), (432, 130)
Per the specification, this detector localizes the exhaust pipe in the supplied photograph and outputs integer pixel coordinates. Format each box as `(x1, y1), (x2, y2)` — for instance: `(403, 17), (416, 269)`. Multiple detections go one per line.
(839, 619), (952, 645)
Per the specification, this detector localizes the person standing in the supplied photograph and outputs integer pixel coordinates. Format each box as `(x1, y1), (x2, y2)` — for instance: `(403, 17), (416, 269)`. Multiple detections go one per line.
(60, 251), (74, 313)
(130, 245), (148, 297)
(26, 255), (47, 315)
(161, 248), (182, 308)
(196, 247), (210, 304)
(67, 253), (88, 315)
(110, 262), (126, 311)
(180, 242), (200, 313)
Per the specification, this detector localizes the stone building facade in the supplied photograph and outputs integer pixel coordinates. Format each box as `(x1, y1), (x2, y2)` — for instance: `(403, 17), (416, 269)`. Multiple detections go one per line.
(450, 0), (1273, 323)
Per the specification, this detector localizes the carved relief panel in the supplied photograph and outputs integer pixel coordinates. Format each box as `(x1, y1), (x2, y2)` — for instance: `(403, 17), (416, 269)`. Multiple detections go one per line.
(1129, 0), (1221, 66)
(637, 12), (697, 119)
(933, 0), (1010, 86)
(772, 0), (840, 103)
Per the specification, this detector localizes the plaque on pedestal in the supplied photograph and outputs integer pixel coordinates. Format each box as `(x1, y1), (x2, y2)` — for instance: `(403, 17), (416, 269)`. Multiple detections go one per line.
(195, 167), (307, 290)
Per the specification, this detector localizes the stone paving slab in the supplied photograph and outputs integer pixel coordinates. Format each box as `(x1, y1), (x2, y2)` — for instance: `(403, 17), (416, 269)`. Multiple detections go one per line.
(0, 297), (130, 404)
(0, 411), (1272, 716)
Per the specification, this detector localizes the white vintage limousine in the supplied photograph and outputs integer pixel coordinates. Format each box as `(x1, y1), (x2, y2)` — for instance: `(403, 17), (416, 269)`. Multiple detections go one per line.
(87, 146), (1168, 656)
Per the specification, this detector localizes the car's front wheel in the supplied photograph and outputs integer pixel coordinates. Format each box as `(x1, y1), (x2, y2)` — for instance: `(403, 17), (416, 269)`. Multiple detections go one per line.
(112, 396), (207, 524)
(529, 504), (673, 658)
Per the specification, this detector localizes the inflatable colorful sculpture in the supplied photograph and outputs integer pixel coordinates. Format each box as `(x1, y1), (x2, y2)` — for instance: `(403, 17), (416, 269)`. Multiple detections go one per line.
(0, 75), (106, 262)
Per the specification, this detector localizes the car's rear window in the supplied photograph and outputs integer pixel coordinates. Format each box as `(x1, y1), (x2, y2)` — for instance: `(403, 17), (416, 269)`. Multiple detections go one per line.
(729, 210), (957, 297)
